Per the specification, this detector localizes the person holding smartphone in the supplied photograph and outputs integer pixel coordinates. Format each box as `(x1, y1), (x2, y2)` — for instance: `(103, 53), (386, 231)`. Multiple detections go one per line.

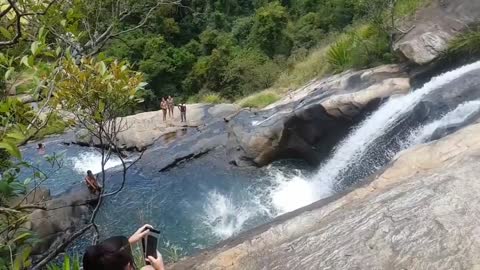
(83, 224), (165, 270)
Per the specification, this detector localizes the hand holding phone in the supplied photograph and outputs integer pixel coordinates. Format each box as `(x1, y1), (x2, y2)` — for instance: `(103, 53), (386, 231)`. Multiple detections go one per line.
(142, 227), (160, 264)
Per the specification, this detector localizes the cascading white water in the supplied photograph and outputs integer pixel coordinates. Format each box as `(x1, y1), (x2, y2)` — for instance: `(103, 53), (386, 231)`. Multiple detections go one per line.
(202, 190), (271, 239)
(403, 100), (480, 147)
(267, 61), (480, 212)
(311, 60), (480, 189)
(69, 150), (123, 174)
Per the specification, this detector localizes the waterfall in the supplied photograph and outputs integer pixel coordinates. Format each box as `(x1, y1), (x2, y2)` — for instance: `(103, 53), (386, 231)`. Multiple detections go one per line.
(69, 150), (124, 175)
(403, 100), (480, 147)
(268, 61), (480, 212)
(311, 60), (480, 190)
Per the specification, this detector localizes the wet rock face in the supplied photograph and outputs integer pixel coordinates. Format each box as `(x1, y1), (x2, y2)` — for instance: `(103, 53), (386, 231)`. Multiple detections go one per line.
(227, 65), (410, 167)
(393, 0), (480, 64)
(26, 185), (97, 255)
(170, 123), (480, 270)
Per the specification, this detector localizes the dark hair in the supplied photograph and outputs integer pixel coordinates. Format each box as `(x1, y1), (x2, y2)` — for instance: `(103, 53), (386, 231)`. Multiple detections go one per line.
(87, 170), (92, 175)
(83, 236), (134, 270)
(37, 143), (43, 148)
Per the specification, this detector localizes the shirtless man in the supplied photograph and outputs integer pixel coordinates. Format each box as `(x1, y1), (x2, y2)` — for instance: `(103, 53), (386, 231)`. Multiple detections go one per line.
(85, 170), (101, 194)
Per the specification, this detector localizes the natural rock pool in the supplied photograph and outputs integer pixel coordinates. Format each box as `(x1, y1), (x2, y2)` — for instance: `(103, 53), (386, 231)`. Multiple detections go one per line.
(21, 138), (312, 256)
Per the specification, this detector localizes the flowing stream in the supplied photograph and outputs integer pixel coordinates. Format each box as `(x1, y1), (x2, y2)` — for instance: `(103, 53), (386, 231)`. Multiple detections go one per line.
(21, 61), (480, 257)
(268, 60), (480, 213)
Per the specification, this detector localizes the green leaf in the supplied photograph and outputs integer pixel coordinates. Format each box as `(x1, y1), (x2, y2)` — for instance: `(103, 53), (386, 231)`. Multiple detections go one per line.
(4, 67), (14, 80)
(0, 141), (21, 159)
(97, 61), (107, 76)
(60, 19), (66, 27)
(31, 41), (39, 55)
(13, 232), (31, 243)
(6, 131), (25, 141)
(56, 47), (62, 56)
(28, 55), (35, 67)
(0, 27), (12, 39)
(63, 255), (70, 270)
(20, 56), (30, 67)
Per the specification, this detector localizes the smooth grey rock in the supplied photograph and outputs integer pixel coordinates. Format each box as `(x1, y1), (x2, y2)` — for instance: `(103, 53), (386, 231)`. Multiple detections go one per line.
(26, 185), (97, 255)
(113, 103), (239, 150)
(227, 64), (410, 166)
(170, 123), (480, 270)
(74, 128), (92, 146)
(393, 0), (480, 64)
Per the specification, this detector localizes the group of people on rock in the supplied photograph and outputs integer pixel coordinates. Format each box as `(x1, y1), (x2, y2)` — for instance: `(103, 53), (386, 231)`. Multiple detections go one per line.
(160, 96), (187, 123)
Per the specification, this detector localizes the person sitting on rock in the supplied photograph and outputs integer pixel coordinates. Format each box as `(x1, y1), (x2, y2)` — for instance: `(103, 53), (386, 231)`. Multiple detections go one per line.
(37, 143), (46, 155)
(85, 170), (101, 194)
(83, 224), (165, 270)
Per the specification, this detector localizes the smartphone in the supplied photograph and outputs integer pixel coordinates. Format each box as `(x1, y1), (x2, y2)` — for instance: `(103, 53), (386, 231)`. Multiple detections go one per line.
(142, 228), (159, 264)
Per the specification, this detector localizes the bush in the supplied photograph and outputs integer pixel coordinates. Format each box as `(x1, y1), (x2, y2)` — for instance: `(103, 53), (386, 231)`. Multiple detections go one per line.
(199, 93), (226, 104)
(273, 46), (331, 91)
(32, 113), (75, 140)
(447, 27), (480, 57)
(326, 37), (351, 72)
(239, 92), (280, 108)
(326, 24), (391, 73)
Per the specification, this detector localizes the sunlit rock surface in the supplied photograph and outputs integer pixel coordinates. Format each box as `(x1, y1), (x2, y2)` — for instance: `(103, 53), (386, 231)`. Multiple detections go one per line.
(227, 64), (410, 166)
(394, 0), (480, 64)
(171, 122), (480, 270)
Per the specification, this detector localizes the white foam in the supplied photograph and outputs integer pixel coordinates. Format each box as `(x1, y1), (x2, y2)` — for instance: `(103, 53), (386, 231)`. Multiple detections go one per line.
(310, 60), (480, 192)
(202, 190), (269, 239)
(69, 150), (123, 175)
(404, 100), (480, 147)
(269, 169), (330, 214)
(265, 61), (480, 214)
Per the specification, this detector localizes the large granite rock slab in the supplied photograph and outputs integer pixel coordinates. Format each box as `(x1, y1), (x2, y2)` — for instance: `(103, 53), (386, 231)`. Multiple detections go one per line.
(74, 103), (240, 150)
(227, 64), (410, 166)
(170, 122), (480, 270)
(393, 0), (480, 65)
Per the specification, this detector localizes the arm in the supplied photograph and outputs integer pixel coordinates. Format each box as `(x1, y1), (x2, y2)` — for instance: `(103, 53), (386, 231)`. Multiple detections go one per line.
(128, 224), (153, 244)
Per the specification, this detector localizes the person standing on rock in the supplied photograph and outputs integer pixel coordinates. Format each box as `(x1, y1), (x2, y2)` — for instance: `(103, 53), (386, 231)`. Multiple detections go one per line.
(160, 97), (168, 122)
(85, 170), (101, 194)
(178, 103), (187, 123)
(167, 95), (174, 118)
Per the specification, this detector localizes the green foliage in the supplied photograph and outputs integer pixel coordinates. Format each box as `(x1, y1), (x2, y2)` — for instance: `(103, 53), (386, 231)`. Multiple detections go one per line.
(327, 37), (351, 72)
(47, 255), (81, 270)
(447, 26), (480, 58)
(327, 24), (392, 73)
(32, 113), (75, 140)
(273, 47), (331, 91)
(54, 58), (145, 121)
(248, 1), (291, 57)
(199, 93), (226, 104)
(240, 92), (280, 108)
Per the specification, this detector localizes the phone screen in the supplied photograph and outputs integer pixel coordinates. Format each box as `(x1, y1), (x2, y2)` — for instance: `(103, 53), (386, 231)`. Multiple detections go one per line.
(145, 234), (158, 260)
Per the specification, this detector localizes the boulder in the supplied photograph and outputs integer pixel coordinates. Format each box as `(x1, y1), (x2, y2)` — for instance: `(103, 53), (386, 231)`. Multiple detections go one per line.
(393, 0), (480, 65)
(26, 185), (97, 254)
(74, 103), (240, 150)
(170, 122), (480, 270)
(227, 64), (410, 166)
(74, 128), (92, 146)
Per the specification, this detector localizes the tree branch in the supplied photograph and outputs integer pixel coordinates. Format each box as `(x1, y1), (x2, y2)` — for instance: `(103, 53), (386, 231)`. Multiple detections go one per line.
(31, 224), (93, 270)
